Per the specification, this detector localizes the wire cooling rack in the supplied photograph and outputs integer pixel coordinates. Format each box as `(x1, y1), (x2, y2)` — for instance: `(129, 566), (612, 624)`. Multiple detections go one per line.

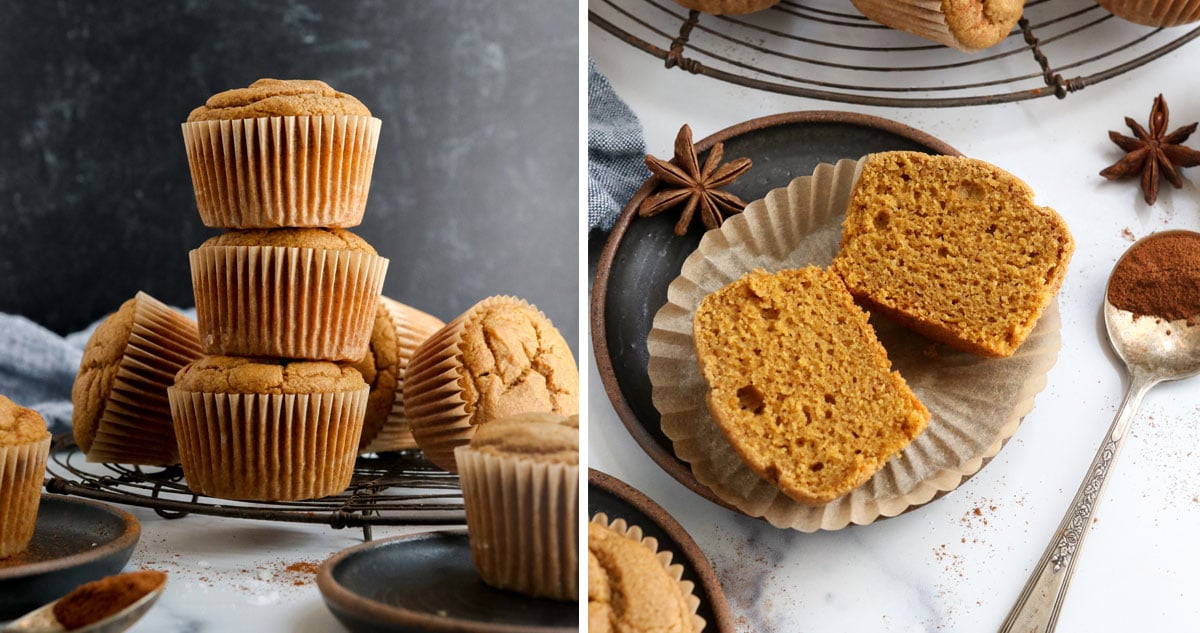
(590, 0), (1200, 106)
(43, 434), (464, 541)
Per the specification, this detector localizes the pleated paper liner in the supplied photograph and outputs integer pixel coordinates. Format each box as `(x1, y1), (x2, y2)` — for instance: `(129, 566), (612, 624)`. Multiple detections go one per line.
(403, 296), (544, 473)
(190, 245), (388, 362)
(1096, 0), (1200, 25)
(182, 115), (382, 228)
(646, 158), (1062, 532)
(360, 297), (446, 453)
(849, 0), (1020, 51)
(589, 513), (705, 633)
(454, 445), (578, 601)
(84, 292), (205, 465)
(0, 436), (50, 558)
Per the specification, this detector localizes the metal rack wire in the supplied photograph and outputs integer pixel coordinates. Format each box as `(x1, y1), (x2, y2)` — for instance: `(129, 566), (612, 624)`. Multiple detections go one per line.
(43, 434), (464, 541)
(590, 0), (1200, 107)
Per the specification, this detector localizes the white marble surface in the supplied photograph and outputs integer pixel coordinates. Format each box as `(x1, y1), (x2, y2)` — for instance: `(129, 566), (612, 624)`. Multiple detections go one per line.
(589, 17), (1200, 633)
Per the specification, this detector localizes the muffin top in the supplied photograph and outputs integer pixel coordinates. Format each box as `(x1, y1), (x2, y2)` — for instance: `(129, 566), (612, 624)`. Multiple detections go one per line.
(457, 298), (579, 426)
(0, 394), (49, 446)
(354, 300), (404, 445)
(71, 297), (137, 451)
(468, 412), (578, 465)
(587, 522), (694, 633)
(174, 356), (365, 395)
(200, 228), (376, 254)
(187, 78), (371, 121)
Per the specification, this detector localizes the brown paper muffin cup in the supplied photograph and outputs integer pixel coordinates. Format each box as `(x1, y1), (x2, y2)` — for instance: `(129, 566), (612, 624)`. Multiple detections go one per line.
(182, 115), (382, 228)
(455, 445), (578, 601)
(0, 436), (51, 558)
(190, 245), (388, 361)
(850, 0), (1020, 51)
(1096, 0), (1200, 24)
(403, 296), (541, 472)
(589, 513), (705, 632)
(85, 292), (204, 465)
(168, 386), (368, 501)
(360, 298), (445, 453)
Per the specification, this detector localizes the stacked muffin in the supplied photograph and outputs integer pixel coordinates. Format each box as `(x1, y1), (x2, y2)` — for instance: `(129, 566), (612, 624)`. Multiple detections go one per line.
(169, 79), (387, 501)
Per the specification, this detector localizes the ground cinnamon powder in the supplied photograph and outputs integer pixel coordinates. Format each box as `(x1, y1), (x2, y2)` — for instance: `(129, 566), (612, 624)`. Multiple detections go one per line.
(1107, 231), (1200, 326)
(52, 570), (166, 630)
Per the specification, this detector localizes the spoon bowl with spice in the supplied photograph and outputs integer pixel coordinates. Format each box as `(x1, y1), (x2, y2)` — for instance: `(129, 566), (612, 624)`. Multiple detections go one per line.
(999, 230), (1200, 633)
(1, 570), (166, 633)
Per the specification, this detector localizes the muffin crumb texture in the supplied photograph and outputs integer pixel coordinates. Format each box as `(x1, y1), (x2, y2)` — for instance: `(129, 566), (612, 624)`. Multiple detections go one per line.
(588, 522), (694, 633)
(693, 267), (929, 505)
(469, 412), (578, 465)
(174, 356), (365, 395)
(833, 151), (1073, 358)
(458, 304), (578, 425)
(187, 78), (371, 121)
(0, 395), (48, 446)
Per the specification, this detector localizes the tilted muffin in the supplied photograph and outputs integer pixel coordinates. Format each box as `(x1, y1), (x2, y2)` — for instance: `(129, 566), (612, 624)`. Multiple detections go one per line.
(71, 292), (204, 465)
(1095, 0), (1200, 25)
(832, 151), (1073, 358)
(190, 228), (388, 362)
(353, 297), (445, 453)
(670, 0), (780, 14)
(693, 267), (930, 505)
(588, 515), (704, 633)
(168, 355), (368, 501)
(403, 296), (578, 472)
(182, 78), (381, 228)
(0, 395), (51, 558)
(850, 0), (1024, 51)
(454, 412), (578, 601)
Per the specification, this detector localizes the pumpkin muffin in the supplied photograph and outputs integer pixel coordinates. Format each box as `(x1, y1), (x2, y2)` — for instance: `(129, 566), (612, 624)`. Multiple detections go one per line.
(850, 0), (1024, 51)
(168, 355), (368, 501)
(182, 78), (381, 228)
(670, 0), (780, 14)
(455, 412), (578, 600)
(403, 296), (578, 472)
(353, 297), (445, 453)
(71, 292), (204, 465)
(0, 395), (51, 558)
(190, 228), (388, 362)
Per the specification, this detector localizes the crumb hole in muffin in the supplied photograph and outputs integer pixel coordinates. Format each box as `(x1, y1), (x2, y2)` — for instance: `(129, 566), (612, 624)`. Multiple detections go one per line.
(737, 385), (765, 415)
(762, 307), (780, 320)
(810, 462), (825, 472)
(873, 210), (890, 229)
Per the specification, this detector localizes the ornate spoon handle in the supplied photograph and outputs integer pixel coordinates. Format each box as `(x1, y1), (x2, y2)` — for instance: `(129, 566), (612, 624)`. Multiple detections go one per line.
(998, 368), (1158, 633)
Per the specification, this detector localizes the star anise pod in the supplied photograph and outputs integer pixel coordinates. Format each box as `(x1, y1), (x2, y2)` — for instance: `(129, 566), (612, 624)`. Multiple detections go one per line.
(1100, 94), (1200, 205)
(638, 124), (752, 236)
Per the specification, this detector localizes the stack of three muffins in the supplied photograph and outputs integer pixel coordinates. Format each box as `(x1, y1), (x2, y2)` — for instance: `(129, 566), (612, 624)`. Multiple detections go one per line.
(169, 79), (388, 501)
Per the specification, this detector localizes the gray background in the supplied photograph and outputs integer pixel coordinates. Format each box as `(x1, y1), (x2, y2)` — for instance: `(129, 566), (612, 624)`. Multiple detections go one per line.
(0, 1), (579, 353)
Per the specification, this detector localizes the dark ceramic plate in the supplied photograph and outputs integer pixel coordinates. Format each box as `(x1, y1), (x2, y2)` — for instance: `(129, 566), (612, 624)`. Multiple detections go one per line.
(591, 111), (960, 508)
(588, 468), (733, 632)
(317, 530), (577, 633)
(0, 494), (141, 619)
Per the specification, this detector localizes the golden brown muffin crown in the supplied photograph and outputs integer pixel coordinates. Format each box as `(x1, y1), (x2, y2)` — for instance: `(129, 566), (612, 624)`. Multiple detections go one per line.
(187, 78), (371, 121)
(174, 355), (365, 395)
(200, 227), (377, 254)
(587, 522), (693, 633)
(468, 412), (578, 465)
(0, 394), (49, 446)
(70, 297), (137, 451)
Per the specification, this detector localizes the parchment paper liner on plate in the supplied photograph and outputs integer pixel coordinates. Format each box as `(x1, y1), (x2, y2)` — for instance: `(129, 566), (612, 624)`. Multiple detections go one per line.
(190, 245), (388, 362)
(455, 445), (578, 601)
(168, 386), (368, 501)
(359, 297), (446, 453)
(0, 436), (51, 558)
(647, 158), (1062, 532)
(84, 292), (204, 466)
(182, 115), (382, 228)
(589, 513), (705, 633)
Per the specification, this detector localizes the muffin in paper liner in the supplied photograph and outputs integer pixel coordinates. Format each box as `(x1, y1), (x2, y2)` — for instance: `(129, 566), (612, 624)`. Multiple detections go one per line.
(402, 296), (578, 472)
(646, 158), (1063, 531)
(190, 244), (388, 362)
(1096, 0), (1200, 25)
(167, 386), (368, 501)
(454, 444), (578, 600)
(356, 297), (445, 453)
(0, 436), (51, 558)
(850, 0), (1024, 51)
(181, 115), (382, 228)
(71, 291), (204, 465)
(588, 513), (705, 633)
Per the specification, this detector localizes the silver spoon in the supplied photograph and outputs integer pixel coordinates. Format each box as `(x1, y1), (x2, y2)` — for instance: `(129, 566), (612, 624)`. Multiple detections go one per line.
(0, 578), (165, 633)
(999, 231), (1200, 633)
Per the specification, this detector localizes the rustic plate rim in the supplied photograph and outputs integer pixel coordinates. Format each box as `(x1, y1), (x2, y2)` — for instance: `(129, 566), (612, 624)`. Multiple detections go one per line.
(0, 494), (140, 581)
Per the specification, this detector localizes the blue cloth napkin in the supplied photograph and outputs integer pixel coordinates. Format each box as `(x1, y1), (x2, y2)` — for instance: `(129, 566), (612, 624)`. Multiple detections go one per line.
(587, 58), (650, 232)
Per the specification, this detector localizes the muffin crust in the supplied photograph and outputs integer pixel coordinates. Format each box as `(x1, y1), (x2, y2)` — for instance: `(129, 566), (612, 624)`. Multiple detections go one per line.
(0, 395), (49, 446)
(201, 228), (376, 254)
(468, 412), (578, 465)
(71, 298), (136, 451)
(187, 78), (371, 121)
(588, 522), (693, 633)
(174, 356), (365, 395)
